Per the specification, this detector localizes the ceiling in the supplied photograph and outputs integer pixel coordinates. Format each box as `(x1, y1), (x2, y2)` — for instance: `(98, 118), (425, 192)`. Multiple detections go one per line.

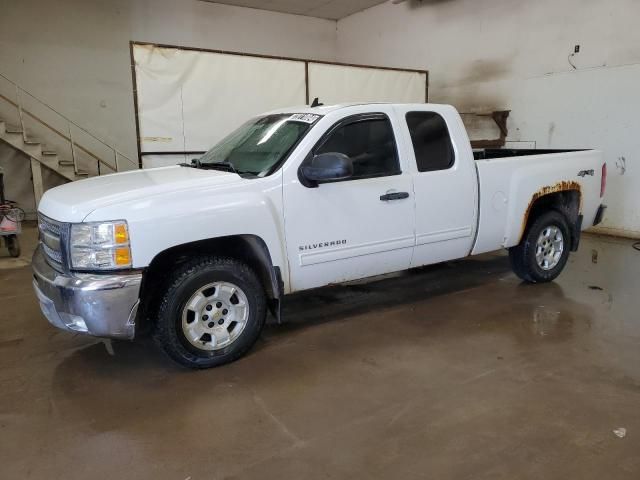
(200, 0), (389, 20)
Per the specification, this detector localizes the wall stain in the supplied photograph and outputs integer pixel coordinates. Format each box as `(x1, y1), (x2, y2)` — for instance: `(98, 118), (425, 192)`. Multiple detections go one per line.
(459, 58), (513, 86)
(547, 122), (556, 146)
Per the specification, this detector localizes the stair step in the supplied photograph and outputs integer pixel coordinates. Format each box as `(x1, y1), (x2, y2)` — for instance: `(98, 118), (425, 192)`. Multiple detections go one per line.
(55, 164), (79, 179)
(24, 138), (41, 145)
(58, 160), (74, 166)
(4, 125), (23, 134)
(42, 150), (57, 156)
(75, 171), (89, 177)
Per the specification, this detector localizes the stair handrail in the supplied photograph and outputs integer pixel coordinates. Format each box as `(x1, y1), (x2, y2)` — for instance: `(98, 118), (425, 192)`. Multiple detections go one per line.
(0, 71), (138, 175)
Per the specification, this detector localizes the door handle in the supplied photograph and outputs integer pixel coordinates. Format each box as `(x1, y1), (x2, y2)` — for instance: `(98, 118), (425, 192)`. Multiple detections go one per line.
(380, 191), (409, 201)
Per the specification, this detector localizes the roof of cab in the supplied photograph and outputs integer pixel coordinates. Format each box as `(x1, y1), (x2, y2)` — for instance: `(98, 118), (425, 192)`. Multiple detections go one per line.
(264, 103), (362, 116)
(264, 102), (449, 116)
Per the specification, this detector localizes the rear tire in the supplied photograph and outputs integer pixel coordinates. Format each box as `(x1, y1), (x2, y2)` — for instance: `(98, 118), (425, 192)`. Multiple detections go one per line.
(509, 210), (570, 283)
(153, 256), (267, 369)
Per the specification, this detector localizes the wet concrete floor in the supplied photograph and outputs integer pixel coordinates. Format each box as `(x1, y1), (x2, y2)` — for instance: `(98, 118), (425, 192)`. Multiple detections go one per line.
(1, 226), (639, 479)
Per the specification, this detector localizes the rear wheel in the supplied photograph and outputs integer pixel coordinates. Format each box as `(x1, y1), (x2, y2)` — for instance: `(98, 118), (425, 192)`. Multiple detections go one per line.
(509, 210), (570, 283)
(153, 256), (267, 369)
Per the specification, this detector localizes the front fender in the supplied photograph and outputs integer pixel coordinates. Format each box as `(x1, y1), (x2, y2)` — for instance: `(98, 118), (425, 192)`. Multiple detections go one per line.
(83, 178), (289, 290)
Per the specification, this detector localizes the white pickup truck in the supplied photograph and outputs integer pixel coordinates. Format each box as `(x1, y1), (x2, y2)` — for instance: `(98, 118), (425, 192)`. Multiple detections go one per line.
(33, 103), (606, 368)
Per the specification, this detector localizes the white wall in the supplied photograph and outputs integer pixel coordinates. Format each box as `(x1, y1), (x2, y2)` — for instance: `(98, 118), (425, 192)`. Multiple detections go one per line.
(0, 0), (337, 164)
(337, 0), (640, 236)
(0, 145), (67, 219)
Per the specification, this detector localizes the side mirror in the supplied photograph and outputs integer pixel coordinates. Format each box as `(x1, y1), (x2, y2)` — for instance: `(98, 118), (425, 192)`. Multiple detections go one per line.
(299, 152), (353, 187)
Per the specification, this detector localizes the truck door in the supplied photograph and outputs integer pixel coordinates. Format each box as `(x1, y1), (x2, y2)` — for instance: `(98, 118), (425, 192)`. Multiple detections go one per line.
(282, 109), (415, 292)
(394, 106), (478, 267)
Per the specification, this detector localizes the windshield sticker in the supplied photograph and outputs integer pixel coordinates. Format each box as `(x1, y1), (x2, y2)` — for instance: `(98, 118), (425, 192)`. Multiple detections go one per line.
(288, 113), (320, 124)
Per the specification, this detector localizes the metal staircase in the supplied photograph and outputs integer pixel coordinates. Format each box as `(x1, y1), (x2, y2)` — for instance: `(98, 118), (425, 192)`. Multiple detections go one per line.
(0, 72), (138, 202)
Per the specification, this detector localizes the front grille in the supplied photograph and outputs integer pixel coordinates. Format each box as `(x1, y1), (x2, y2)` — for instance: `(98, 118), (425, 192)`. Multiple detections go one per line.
(42, 243), (63, 263)
(38, 214), (68, 270)
(39, 215), (61, 236)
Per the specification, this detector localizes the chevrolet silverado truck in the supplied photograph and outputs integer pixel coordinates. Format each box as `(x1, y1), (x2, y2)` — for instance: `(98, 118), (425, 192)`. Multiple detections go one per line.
(32, 103), (607, 368)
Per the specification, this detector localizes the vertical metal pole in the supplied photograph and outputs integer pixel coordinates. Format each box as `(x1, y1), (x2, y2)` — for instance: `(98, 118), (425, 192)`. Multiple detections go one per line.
(114, 150), (119, 172)
(0, 171), (6, 204)
(130, 42), (143, 169)
(68, 123), (78, 174)
(15, 86), (27, 142)
(425, 71), (429, 103)
(30, 158), (44, 205)
(305, 61), (310, 105)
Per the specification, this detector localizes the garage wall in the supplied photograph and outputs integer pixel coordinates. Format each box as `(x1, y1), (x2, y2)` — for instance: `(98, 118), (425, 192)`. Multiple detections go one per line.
(0, 145), (35, 217)
(336, 0), (640, 236)
(0, 0), (337, 164)
(0, 145), (68, 220)
(307, 63), (427, 105)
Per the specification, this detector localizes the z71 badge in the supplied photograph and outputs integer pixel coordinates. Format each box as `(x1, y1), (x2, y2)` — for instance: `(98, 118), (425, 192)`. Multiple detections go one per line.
(578, 169), (594, 177)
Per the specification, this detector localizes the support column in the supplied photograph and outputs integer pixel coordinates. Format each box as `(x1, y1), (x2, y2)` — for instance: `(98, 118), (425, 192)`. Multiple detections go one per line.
(30, 158), (43, 206)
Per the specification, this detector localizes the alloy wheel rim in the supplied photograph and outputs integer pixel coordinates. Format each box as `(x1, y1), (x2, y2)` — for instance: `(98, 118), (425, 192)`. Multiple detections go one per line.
(535, 225), (564, 270)
(181, 282), (249, 351)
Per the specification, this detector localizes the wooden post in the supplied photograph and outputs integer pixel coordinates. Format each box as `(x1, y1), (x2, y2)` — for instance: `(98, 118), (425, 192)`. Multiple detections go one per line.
(30, 158), (44, 206)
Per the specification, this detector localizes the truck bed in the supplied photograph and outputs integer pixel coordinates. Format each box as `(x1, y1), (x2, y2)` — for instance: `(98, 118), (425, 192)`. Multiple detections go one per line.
(473, 148), (586, 160)
(471, 149), (603, 255)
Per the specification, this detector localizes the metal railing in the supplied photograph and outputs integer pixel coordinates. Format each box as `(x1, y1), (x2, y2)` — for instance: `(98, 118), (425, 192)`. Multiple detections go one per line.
(0, 72), (138, 177)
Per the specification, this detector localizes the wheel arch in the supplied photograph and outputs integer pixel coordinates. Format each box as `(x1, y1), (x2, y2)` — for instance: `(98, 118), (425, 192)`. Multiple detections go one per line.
(137, 234), (283, 334)
(519, 186), (582, 251)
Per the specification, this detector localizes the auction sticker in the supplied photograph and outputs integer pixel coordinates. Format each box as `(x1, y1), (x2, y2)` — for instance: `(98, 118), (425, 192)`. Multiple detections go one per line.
(288, 113), (320, 124)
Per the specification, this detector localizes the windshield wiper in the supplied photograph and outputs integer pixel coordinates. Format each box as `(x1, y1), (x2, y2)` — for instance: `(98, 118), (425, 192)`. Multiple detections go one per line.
(178, 158), (233, 171)
(178, 158), (204, 169)
(200, 160), (239, 174)
(180, 158), (257, 176)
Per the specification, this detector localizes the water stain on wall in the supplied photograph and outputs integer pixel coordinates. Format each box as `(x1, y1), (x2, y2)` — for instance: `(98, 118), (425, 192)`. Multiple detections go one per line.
(547, 122), (556, 146)
(459, 57), (514, 86)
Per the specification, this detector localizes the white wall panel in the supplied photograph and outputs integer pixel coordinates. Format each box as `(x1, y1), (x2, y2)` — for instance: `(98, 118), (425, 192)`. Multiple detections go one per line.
(134, 44), (306, 167)
(308, 63), (426, 104)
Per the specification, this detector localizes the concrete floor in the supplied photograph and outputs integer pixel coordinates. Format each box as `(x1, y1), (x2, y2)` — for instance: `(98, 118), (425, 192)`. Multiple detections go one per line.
(1, 225), (639, 479)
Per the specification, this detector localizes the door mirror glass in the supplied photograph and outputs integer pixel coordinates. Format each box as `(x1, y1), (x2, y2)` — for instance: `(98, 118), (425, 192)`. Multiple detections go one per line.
(300, 152), (353, 187)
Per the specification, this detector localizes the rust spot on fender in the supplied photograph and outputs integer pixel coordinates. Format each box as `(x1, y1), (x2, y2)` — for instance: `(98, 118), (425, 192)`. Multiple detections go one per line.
(520, 181), (582, 241)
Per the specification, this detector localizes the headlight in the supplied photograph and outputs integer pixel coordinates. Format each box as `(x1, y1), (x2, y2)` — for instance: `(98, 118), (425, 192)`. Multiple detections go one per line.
(70, 220), (132, 270)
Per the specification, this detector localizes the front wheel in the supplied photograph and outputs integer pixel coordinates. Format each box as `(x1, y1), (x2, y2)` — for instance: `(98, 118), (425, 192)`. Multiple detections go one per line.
(153, 256), (267, 369)
(509, 210), (571, 283)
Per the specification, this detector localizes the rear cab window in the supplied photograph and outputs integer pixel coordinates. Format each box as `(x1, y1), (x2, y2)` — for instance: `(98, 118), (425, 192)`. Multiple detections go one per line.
(405, 112), (455, 172)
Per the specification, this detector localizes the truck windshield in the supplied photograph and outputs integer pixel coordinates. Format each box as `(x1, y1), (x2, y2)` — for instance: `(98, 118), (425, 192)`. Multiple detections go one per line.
(198, 114), (318, 177)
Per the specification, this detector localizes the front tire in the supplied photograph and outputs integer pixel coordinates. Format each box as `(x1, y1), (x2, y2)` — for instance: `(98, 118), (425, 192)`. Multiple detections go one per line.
(509, 210), (571, 283)
(153, 256), (267, 369)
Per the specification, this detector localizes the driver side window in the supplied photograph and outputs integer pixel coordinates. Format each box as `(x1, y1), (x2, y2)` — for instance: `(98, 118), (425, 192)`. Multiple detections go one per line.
(315, 116), (401, 181)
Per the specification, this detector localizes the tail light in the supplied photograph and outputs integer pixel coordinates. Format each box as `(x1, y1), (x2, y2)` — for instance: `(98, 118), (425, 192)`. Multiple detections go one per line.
(600, 163), (607, 198)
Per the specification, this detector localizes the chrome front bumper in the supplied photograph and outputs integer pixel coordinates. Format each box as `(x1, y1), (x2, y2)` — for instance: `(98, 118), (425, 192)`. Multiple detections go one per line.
(32, 246), (142, 340)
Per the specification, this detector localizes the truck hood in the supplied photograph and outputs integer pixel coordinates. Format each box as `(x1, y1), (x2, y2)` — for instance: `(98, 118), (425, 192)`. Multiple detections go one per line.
(38, 166), (243, 222)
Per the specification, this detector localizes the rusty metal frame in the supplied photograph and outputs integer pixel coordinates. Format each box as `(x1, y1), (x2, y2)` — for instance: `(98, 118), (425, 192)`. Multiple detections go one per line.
(129, 41), (429, 162)
(469, 110), (510, 149)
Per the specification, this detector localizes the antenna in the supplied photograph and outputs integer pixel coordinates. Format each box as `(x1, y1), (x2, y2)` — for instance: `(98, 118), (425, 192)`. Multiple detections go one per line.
(310, 97), (323, 108)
